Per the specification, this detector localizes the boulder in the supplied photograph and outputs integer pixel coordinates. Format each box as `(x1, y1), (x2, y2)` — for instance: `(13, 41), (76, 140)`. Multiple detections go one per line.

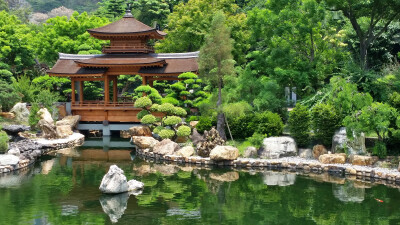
(0, 155), (20, 166)
(189, 121), (199, 128)
(7, 147), (20, 156)
(332, 127), (367, 155)
(56, 115), (80, 129)
(176, 146), (195, 158)
(258, 137), (297, 159)
(56, 125), (73, 138)
(350, 155), (377, 166)
(210, 146), (239, 161)
(129, 125), (152, 137)
(0, 112), (15, 119)
(243, 146), (258, 158)
(2, 125), (30, 137)
(319, 153), (346, 164)
(312, 145), (327, 159)
(38, 119), (57, 139)
(196, 128), (225, 157)
(153, 139), (179, 155)
(10, 103), (29, 124)
(37, 108), (54, 124)
(127, 179), (144, 191)
(190, 128), (204, 146)
(120, 130), (130, 139)
(299, 148), (313, 159)
(99, 165), (129, 194)
(130, 136), (159, 149)
(210, 171), (239, 182)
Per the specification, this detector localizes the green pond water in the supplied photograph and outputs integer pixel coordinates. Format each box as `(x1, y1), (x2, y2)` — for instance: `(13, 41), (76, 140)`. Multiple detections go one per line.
(1, 145), (400, 225)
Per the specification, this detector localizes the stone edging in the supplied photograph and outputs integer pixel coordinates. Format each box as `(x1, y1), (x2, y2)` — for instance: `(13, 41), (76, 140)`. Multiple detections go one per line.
(135, 148), (400, 187)
(0, 133), (85, 174)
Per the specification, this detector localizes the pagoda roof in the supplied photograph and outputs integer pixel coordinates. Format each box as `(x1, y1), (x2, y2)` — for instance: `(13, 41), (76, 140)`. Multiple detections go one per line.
(48, 52), (199, 76)
(87, 14), (166, 40)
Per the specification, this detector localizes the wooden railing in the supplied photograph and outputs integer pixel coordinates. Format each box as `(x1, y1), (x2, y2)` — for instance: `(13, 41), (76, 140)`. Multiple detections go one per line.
(102, 45), (154, 53)
(72, 101), (135, 108)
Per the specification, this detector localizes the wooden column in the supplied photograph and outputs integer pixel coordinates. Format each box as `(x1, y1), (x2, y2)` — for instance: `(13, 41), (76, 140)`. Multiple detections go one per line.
(113, 76), (118, 104)
(149, 79), (154, 88)
(79, 81), (84, 105)
(142, 76), (147, 86)
(71, 78), (76, 105)
(104, 75), (110, 105)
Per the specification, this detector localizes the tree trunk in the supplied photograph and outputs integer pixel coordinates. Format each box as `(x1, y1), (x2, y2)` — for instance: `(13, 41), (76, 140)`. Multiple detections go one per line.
(216, 77), (227, 140)
(360, 40), (368, 70)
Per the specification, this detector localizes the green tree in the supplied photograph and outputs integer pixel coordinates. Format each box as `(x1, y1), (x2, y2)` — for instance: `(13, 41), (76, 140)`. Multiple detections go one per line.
(0, 79), (21, 112)
(96, 0), (126, 20)
(0, 0), (8, 11)
(199, 12), (235, 140)
(288, 104), (311, 147)
(311, 103), (340, 147)
(156, 0), (249, 65)
(132, 0), (171, 26)
(326, 0), (400, 70)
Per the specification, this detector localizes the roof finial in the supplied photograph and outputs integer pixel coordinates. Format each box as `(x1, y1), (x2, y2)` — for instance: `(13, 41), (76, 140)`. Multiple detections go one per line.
(124, 2), (133, 18)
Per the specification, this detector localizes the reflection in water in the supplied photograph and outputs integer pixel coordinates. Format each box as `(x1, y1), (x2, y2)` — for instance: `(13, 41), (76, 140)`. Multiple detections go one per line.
(262, 171), (296, 186)
(0, 146), (400, 224)
(333, 181), (366, 203)
(100, 192), (129, 223)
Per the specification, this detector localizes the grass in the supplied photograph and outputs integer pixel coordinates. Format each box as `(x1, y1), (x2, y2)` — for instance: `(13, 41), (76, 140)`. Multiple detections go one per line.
(226, 139), (253, 156)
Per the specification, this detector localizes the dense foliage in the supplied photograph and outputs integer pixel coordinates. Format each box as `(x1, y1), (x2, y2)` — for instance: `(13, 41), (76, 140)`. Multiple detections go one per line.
(288, 104), (311, 147)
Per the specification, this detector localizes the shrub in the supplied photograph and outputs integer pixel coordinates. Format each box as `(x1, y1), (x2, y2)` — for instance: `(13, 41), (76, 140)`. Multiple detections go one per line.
(161, 97), (180, 106)
(312, 103), (340, 147)
(12, 75), (38, 103)
(134, 96), (152, 108)
(28, 103), (40, 128)
(177, 125), (191, 137)
(163, 116), (182, 126)
(247, 132), (266, 148)
(134, 85), (152, 93)
(373, 141), (387, 159)
(141, 114), (157, 124)
(170, 83), (186, 91)
(173, 107), (187, 117)
(137, 110), (150, 119)
(288, 104), (311, 147)
(186, 116), (199, 123)
(159, 129), (175, 139)
(250, 111), (284, 137)
(196, 116), (214, 133)
(153, 126), (163, 134)
(227, 114), (254, 139)
(150, 104), (160, 112)
(0, 131), (9, 152)
(180, 91), (190, 96)
(158, 103), (175, 115)
(178, 72), (198, 79)
(0, 80), (21, 112)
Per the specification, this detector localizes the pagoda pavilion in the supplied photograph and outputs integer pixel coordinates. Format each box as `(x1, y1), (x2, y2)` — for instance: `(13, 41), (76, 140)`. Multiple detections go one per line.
(48, 9), (198, 126)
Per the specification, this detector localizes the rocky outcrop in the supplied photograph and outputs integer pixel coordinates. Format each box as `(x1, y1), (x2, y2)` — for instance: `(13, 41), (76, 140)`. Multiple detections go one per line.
(210, 146), (239, 161)
(299, 148), (313, 159)
(153, 139), (179, 155)
(99, 165), (129, 194)
(350, 155), (377, 166)
(312, 145), (327, 159)
(332, 127), (366, 155)
(2, 125), (30, 137)
(56, 125), (73, 138)
(38, 108), (54, 124)
(319, 153), (346, 164)
(99, 165), (144, 194)
(129, 125), (152, 137)
(190, 129), (204, 146)
(0, 155), (20, 166)
(37, 108), (57, 139)
(176, 146), (195, 158)
(10, 103), (29, 124)
(243, 146), (258, 158)
(196, 128), (225, 157)
(258, 137), (297, 159)
(56, 115), (80, 129)
(130, 136), (159, 149)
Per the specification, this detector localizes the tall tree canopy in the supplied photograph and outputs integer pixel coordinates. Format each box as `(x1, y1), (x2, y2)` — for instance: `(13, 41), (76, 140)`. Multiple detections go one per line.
(199, 11), (235, 139)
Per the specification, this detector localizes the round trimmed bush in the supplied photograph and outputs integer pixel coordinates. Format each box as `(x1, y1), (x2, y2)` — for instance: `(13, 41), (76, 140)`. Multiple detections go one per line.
(137, 110), (150, 119)
(183, 79), (195, 85)
(163, 116), (182, 126)
(250, 111), (284, 137)
(196, 116), (214, 133)
(141, 114), (157, 124)
(158, 103), (175, 115)
(0, 131), (9, 152)
(150, 104), (160, 112)
(153, 126), (164, 134)
(178, 72), (198, 79)
(373, 141), (387, 159)
(173, 107), (187, 117)
(180, 91), (190, 96)
(171, 83), (186, 91)
(134, 96), (152, 108)
(288, 104), (311, 147)
(159, 129), (175, 139)
(177, 125), (191, 137)
(311, 103), (340, 147)
(161, 97), (180, 106)
(134, 85), (152, 94)
(227, 114), (254, 139)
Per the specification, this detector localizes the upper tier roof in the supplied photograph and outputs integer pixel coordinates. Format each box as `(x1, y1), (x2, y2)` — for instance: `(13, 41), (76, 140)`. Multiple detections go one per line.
(87, 12), (166, 40)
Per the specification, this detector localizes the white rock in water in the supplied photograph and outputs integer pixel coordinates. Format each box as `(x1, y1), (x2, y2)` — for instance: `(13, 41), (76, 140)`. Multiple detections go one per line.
(99, 165), (129, 194)
(99, 192), (129, 223)
(127, 179), (144, 191)
(0, 155), (20, 166)
(259, 137), (297, 159)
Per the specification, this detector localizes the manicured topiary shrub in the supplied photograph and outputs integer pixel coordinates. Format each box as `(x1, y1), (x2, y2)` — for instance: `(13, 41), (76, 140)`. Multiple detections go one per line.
(161, 97), (180, 106)
(288, 104), (311, 147)
(137, 110), (150, 119)
(177, 125), (191, 137)
(163, 116), (182, 126)
(141, 114), (157, 124)
(373, 141), (387, 159)
(250, 111), (284, 137)
(159, 129), (175, 139)
(134, 96), (152, 108)
(196, 116), (214, 133)
(311, 103), (340, 147)
(0, 130), (9, 152)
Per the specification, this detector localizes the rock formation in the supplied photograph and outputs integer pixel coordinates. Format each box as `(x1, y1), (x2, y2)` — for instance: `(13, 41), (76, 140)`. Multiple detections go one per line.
(243, 146), (258, 158)
(37, 108), (57, 139)
(319, 153), (346, 164)
(258, 137), (297, 159)
(332, 127), (366, 155)
(10, 103), (30, 124)
(196, 127), (225, 157)
(210, 146), (239, 161)
(153, 139), (179, 155)
(130, 136), (159, 149)
(129, 125), (152, 137)
(176, 146), (195, 158)
(99, 165), (144, 194)
(312, 145), (327, 159)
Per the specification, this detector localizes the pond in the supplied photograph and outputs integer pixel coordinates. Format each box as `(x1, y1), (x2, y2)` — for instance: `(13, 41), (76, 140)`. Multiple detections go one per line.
(1, 141), (400, 224)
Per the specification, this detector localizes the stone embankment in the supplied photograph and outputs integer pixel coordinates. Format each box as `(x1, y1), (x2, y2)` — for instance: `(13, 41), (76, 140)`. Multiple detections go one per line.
(135, 148), (400, 187)
(0, 132), (84, 174)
